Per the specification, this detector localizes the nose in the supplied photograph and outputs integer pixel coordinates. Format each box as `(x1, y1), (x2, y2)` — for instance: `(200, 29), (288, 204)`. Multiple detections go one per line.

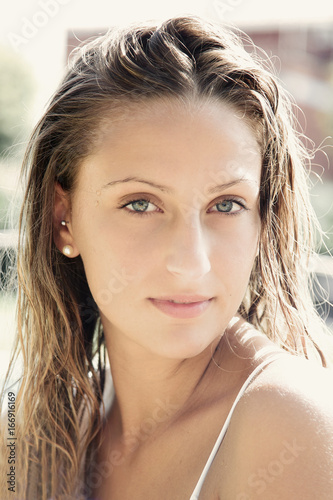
(165, 215), (211, 280)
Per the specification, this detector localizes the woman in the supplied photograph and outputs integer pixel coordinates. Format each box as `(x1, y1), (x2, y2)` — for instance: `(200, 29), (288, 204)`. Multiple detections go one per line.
(1, 15), (333, 500)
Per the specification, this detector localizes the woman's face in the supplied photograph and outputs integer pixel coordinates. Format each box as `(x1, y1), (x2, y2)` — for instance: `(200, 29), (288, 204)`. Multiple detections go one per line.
(68, 99), (262, 359)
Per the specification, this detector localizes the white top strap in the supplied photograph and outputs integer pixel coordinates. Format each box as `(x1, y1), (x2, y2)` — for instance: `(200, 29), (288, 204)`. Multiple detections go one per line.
(189, 356), (280, 500)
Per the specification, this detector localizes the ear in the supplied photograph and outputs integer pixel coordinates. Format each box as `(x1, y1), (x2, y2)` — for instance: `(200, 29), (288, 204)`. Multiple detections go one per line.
(53, 182), (80, 258)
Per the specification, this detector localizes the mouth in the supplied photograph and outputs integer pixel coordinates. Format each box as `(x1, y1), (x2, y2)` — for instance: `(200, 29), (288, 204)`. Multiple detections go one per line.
(148, 295), (214, 319)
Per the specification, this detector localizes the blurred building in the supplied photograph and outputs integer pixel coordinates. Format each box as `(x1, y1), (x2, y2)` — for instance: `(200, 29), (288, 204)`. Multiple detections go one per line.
(247, 24), (333, 181)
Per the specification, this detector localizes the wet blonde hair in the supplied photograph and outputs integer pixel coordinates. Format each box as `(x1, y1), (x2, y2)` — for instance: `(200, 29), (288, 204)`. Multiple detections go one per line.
(1, 15), (331, 499)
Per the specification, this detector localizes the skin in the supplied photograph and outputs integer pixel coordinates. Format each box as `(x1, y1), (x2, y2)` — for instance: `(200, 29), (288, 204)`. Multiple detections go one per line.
(53, 98), (333, 499)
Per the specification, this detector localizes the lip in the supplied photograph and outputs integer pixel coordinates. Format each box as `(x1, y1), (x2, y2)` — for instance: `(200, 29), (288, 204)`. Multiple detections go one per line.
(148, 295), (214, 319)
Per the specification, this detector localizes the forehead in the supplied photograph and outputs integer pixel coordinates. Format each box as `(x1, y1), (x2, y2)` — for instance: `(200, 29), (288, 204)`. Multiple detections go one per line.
(77, 97), (262, 192)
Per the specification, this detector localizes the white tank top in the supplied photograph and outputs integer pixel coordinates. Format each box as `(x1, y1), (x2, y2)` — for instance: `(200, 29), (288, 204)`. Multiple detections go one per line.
(189, 355), (280, 499)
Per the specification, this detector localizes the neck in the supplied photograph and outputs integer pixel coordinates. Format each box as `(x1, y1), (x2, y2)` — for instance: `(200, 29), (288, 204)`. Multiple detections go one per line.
(104, 333), (222, 437)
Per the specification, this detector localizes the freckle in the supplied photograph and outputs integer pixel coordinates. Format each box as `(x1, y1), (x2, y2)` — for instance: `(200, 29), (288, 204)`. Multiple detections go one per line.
(95, 200), (99, 207)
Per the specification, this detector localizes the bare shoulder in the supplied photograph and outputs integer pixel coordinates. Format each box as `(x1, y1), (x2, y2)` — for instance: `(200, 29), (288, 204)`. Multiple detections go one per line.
(245, 354), (333, 416)
(217, 355), (333, 499)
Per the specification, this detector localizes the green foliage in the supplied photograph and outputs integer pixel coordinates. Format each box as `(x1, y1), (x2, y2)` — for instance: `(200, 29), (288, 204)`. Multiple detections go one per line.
(0, 188), (11, 230)
(0, 45), (34, 157)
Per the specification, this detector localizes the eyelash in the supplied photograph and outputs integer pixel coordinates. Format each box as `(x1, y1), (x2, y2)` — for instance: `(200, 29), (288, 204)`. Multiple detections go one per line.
(118, 197), (159, 217)
(118, 197), (247, 217)
(210, 198), (247, 216)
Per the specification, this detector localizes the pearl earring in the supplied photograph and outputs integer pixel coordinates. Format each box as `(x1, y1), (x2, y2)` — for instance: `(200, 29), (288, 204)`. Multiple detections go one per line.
(63, 245), (73, 257)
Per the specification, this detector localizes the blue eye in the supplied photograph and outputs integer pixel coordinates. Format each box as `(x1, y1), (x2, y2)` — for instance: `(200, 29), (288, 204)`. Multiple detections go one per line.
(211, 199), (244, 214)
(122, 198), (158, 214)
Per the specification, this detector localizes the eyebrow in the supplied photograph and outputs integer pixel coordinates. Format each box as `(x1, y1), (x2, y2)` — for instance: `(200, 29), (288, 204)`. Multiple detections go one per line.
(102, 176), (172, 193)
(207, 179), (255, 194)
(102, 176), (255, 194)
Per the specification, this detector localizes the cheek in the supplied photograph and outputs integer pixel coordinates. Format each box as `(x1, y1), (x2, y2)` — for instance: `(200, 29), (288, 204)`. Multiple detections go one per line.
(74, 218), (161, 308)
(212, 218), (260, 286)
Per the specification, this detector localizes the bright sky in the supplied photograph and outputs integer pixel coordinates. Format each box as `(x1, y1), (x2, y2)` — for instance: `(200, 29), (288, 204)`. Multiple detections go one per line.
(1, 0), (333, 120)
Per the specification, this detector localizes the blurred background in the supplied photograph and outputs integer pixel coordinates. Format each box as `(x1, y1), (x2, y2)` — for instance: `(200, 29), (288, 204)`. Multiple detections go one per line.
(1, 0), (333, 383)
